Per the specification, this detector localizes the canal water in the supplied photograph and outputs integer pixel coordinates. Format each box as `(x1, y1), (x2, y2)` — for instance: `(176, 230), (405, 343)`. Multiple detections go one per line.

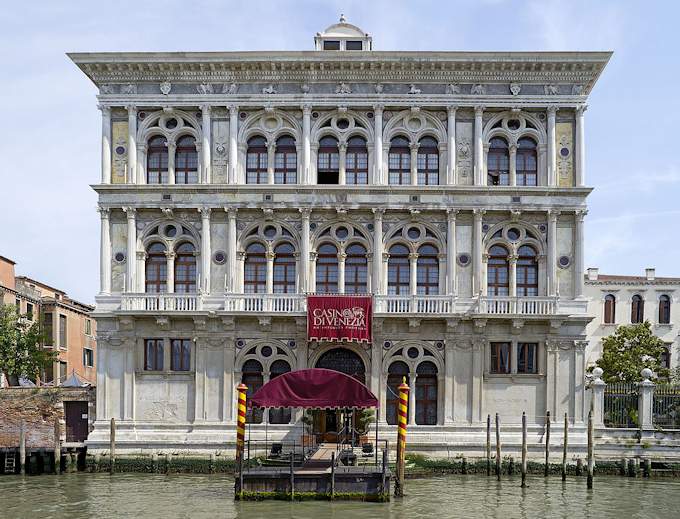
(1, 473), (679, 519)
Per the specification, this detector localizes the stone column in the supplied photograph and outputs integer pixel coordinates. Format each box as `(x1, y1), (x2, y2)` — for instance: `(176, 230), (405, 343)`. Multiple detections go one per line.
(338, 252), (347, 293)
(266, 250), (275, 294)
(574, 210), (586, 298)
(373, 104), (384, 185)
(447, 106), (457, 184)
(575, 105), (587, 186)
(409, 142), (419, 186)
(574, 340), (587, 423)
(167, 142), (176, 184)
(166, 251), (176, 293)
(267, 142), (275, 184)
(226, 208), (237, 293)
(372, 209), (384, 296)
(201, 104), (211, 184)
(547, 210), (559, 297)
(471, 339), (484, 423)
(590, 367), (606, 427)
(300, 209), (311, 293)
(200, 207), (211, 293)
(638, 368), (655, 431)
(473, 106), (484, 186)
(127, 105), (137, 184)
(99, 207), (111, 295)
(547, 107), (557, 186)
(309, 252), (317, 293)
(447, 209), (457, 295)
(509, 254), (518, 297)
(473, 209), (485, 295)
(338, 143), (347, 185)
(99, 105), (111, 184)
(545, 340), (558, 418)
(409, 253), (418, 296)
(124, 207), (136, 292)
(509, 144), (517, 186)
(228, 105), (238, 184)
(302, 104), (311, 185)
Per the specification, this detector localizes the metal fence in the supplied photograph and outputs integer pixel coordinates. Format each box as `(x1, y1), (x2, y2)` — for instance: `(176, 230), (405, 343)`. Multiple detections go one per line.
(653, 384), (680, 430)
(604, 382), (638, 428)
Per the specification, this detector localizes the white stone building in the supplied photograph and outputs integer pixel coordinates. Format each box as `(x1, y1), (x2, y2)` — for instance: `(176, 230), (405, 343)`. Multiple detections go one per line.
(584, 268), (679, 371)
(70, 19), (611, 454)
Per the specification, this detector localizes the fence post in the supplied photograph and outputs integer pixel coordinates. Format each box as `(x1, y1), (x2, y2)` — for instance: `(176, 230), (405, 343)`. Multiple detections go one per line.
(591, 367), (606, 427)
(638, 368), (655, 432)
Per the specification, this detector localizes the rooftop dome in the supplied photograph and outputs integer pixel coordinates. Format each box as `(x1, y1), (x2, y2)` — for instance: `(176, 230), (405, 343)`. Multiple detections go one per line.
(314, 15), (372, 51)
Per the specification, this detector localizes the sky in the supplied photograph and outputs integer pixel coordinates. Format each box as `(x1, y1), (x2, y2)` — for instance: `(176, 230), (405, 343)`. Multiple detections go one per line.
(1, 0), (679, 304)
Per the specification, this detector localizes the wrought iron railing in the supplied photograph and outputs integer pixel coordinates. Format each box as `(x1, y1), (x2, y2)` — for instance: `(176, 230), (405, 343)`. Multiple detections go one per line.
(604, 382), (638, 428)
(653, 384), (680, 430)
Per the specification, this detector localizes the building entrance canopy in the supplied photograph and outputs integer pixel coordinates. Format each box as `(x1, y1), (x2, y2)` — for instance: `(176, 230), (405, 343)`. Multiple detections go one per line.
(249, 368), (379, 409)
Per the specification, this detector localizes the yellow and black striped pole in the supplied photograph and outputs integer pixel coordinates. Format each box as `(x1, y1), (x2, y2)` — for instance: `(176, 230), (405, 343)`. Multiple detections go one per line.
(236, 383), (248, 463)
(394, 377), (409, 497)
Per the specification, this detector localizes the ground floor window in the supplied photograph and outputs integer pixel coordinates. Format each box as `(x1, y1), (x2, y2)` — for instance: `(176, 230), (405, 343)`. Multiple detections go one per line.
(171, 339), (191, 371)
(415, 361), (438, 425)
(490, 342), (511, 374)
(144, 339), (164, 371)
(386, 361), (409, 425)
(517, 343), (538, 374)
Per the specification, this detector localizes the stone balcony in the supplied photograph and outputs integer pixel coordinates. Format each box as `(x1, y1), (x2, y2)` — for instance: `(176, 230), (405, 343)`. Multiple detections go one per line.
(108, 293), (588, 318)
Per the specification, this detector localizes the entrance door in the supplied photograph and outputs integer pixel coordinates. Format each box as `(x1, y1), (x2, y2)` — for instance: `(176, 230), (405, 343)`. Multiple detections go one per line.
(64, 401), (88, 442)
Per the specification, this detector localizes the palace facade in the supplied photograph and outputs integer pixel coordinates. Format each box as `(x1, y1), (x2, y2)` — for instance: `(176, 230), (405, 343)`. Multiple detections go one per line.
(70, 18), (611, 454)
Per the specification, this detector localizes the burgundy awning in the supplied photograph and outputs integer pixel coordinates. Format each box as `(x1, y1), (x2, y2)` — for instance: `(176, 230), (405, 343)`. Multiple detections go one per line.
(249, 368), (379, 409)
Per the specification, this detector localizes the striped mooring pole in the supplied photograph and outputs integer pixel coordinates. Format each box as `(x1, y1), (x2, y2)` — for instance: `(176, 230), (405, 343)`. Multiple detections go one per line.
(236, 383), (248, 464)
(394, 377), (410, 497)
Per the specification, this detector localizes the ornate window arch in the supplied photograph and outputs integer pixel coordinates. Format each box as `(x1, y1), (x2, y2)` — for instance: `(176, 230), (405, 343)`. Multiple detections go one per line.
(145, 242), (167, 293)
(268, 359), (292, 424)
(146, 135), (169, 184)
(387, 244), (410, 295)
(312, 222), (371, 294)
(241, 359), (264, 423)
(659, 294), (671, 325)
(174, 242), (197, 293)
(274, 135), (297, 184)
(516, 137), (538, 186)
(244, 242), (267, 294)
(487, 137), (509, 186)
(631, 294), (644, 324)
(273, 242), (296, 294)
(604, 294), (616, 324)
(246, 136), (268, 184)
(386, 361), (409, 425)
(317, 135), (340, 184)
(388, 135), (411, 185)
(417, 136), (439, 185)
(416, 244), (439, 295)
(316, 242), (338, 293)
(415, 361), (438, 425)
(487, 245), (510, 296)
(346, 135), (369, 185)
(516, 245), (538, 296)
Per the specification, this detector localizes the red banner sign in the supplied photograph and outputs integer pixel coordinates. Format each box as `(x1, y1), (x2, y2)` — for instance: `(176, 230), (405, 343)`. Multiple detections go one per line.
(307, 295), (372, 344)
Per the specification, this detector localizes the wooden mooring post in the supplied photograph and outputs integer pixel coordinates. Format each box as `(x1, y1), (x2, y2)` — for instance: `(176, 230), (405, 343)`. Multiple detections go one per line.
(19, 423), (26, 476)
(562, 413), (568, 481)
(587, 409), (594, 489)
(544, 411), (550, 477)
(54, 418), (61, 475)
(289, 453), (295, 500)
(394, 377), (410, 498)
(495, 413), (501, 481)
(521, 412), (527, 488)
(486, 414), (491, 476)
(235, 383), (248, 499)
(330, 451), (336, 499)
(110, 418), (116, 474)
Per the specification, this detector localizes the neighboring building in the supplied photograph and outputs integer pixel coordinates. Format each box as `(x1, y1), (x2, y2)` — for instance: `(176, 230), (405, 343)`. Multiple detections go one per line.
(0, 255), (96, 386)
(584, 267), (679, 372)
(70, 18), (610, 454)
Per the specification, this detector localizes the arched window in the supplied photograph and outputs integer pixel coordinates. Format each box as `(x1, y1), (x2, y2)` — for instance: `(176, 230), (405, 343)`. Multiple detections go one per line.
(174, 242), (197, 293)
(345, 136), (368, 185)
(244, 243), (266, 293)
(516, 245), (538, 296)
(242, 359), (264, 424)
(147, 136), (169, 184)
(175, 135), (198, 184)
(417, 244), (439, 295)
(604, 294), (616, 324)
(345, 243), (368, 294)
(516, 137), (537, 186)
(417, 137), (439, 185)
(273, 242), (296, 294)
(316, 243), (338, 293)
(416, 361), (438, 425)
(274, 135), (297, 184)
(145, 242), (167, 293)
(268, 360), (292, 424)
(388, 136), (411, 185)
(659, 295), (671, 324)
(246, 136), (268, 184)
(388, 244), (410, 295)
(315, 347), (366, 383)
(487, 245), (509, 296)
(317, 136), (339, 184)
(487, 137), (509, 186)
(386, 361), (409, 425)
(631, 295), (644, 324)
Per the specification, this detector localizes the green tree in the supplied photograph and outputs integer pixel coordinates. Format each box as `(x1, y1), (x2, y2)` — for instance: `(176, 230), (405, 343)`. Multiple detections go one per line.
(595, 321), (668, 383)
(0, 304), (55, 385)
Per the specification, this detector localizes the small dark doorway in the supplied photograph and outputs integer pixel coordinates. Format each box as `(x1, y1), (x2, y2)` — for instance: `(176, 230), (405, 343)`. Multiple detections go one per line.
(64, 401), (89, 442)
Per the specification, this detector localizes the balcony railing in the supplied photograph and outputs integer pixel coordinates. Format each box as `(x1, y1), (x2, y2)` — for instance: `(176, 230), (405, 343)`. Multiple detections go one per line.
(374, 295), (456, 314)
(475, 296), (558, 316)
(224, 293), (306, 313)
(121, 293), (202, 312)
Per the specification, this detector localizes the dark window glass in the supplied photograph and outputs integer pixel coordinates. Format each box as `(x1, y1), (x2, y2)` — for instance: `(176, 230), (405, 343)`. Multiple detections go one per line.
(244, 242), (266, 294)
(59, 315), (67, 350)
(269, 360), (292, 424)
(516, 245), (538, 296)
(517, 343), (538, 374)
(43, 313), (53, 346)
(317, 136), (339, 184)
(490, 342), (511, 374)
(242, 360), (264, 424)
(316, 243), (338, 293)
(415, 361), (438, 425)
(246, 136), (268, 184)
(388, 244), (410, 295)
(174, 242), (197, 293)
(144, 339), (164, 371)
(175, 135), (198, 184)
(346, 136), (368, 184)
(659, 295), (671, 324)
(145, 242), (167, 293)
(275, 135), (297, 184)
(417, 244), (439, 295)
(315, 348), (365, 383)
(417, 137), (439, 185)
(323, 40), (340, 50)
(487, 137), (509, 186)
(171, 339), (191, 371)
(83, 348), (94, 368)
(604, 294), (616, 324)
(345, 243), (368, 294)
(631, 295), (644, 324)
(386, 361), (409, 425)
(516, 138), (537, 186)
(345, 40), (363, 50)
(147, 136), (169, 184)
(487, 245), (509, 296)
(389, 136), (411, 185)
(273, 242), (296, 294)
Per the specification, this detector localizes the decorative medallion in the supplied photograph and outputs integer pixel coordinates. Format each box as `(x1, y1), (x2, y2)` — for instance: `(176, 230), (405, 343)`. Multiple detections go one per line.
(509, 83), (521, 95)
(159, 81), (172, 95)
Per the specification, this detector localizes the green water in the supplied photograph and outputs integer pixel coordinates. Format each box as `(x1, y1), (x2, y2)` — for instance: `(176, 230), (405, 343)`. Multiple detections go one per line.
(1, 473), (678, 519)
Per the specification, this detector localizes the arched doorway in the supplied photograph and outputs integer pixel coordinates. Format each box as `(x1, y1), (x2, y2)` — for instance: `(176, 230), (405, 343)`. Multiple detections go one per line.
(313, 347), (367, 441)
